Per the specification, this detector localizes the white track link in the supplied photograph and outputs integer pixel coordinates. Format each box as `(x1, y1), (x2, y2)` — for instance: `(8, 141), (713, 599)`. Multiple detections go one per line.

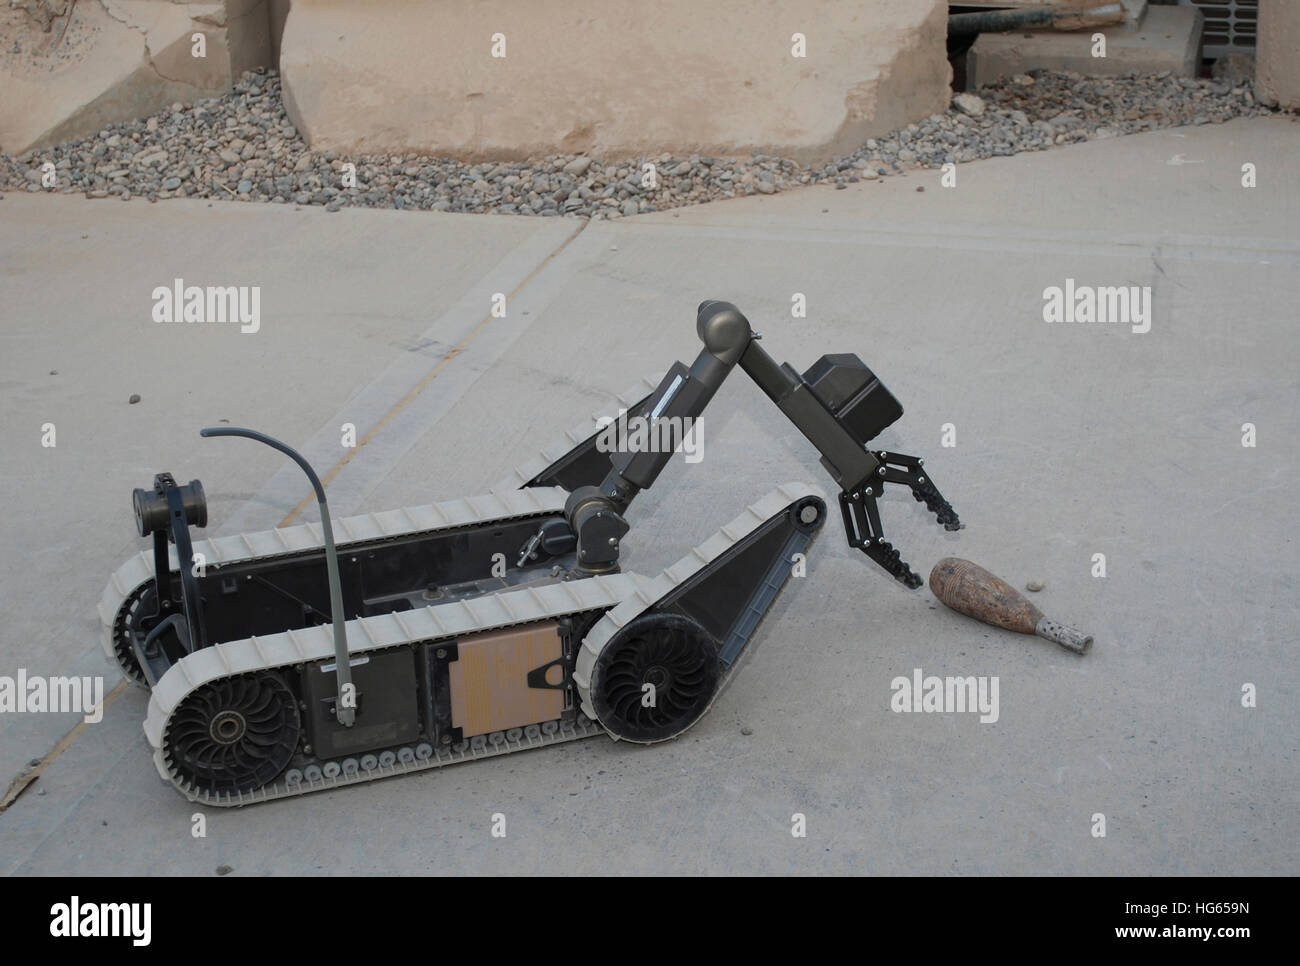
(573, 482), (824, 739)
(491, 374), (663, 493)
(105, 372), (662, 679)
(98, 487), (571, 680)
(144, 482), (823, 806)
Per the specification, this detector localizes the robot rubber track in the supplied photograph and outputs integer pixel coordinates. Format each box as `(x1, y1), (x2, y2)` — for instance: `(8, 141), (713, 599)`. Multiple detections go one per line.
(101, 301), (960, 806)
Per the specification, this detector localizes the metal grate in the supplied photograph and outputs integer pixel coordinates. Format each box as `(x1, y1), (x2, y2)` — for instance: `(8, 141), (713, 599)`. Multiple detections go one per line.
(1179, 0), (1258, 57)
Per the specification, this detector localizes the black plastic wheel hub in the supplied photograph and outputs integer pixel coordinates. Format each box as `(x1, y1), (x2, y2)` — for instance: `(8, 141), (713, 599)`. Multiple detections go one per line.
(166, 673), (300, 796)
(590, 611), (721, 743)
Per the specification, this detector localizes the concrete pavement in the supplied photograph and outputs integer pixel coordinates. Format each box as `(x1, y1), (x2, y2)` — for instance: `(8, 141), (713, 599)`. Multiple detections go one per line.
(0, 116), (1296, 875)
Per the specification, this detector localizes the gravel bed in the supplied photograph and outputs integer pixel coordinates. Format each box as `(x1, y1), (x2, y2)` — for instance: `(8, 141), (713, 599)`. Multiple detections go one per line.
(0, 67), (1276, 214)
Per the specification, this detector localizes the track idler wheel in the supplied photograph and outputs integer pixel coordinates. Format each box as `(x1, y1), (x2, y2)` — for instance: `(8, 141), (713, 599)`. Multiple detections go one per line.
(588, 612), (721, 743)
(165, 673), (301, 796)
(110, 582), (156, 686)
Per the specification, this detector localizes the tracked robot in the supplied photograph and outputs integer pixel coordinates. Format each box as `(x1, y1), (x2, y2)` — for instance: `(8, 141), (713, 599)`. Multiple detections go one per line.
(100, 301), (960, 805)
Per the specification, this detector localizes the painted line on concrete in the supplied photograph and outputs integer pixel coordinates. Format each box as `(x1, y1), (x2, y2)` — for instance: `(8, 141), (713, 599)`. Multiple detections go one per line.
(277, 217), (598, 524)
(313, 214), (620, 515)
(208, 219), (587, 534)
(0, 680), (130, 814)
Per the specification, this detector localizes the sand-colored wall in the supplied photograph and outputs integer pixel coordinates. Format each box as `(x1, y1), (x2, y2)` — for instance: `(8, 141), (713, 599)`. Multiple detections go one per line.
(0, 0), (273, 156)
(1257, 0), (1300, 109)
(279, 0), (951, 164)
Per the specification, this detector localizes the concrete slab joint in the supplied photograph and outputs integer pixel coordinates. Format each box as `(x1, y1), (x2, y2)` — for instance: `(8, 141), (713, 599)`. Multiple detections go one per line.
(277, 0), (951, 165)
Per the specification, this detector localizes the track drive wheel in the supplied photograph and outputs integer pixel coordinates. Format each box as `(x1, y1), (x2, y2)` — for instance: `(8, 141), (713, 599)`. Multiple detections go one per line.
(588, 611), (721, 743)
(164, 673), (301, 797)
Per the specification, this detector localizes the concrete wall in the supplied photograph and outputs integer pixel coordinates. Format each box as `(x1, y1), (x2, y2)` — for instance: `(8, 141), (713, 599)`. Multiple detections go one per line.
(1256, 0), (1300, 109)
(279, 0), (951, 164)
(967, 5), (1203, 89)
(0, 0), (273, 156)
(226, 0), (273, 78)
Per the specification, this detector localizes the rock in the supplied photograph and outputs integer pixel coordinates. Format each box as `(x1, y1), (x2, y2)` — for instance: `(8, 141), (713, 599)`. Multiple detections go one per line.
(952, 92), (986, 116)
(237, 179), (253, 194)
(562, 157), (592, 176)
(754, 181), (775, 194)
(1026, 580), (1044, 593)
(216, 865), (233, 876)
(621, 200), (638, 216)
(128, 394), (141, 404)
(162, 177), (182, 191)
(219, 149), (241, 165)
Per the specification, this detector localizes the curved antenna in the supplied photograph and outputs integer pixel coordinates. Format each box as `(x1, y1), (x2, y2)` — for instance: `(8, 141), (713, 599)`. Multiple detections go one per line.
(200, 427), (355, 727)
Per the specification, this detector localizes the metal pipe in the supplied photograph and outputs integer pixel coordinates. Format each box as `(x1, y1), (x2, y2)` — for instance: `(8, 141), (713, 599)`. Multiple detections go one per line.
(948, 4), (1125, 37)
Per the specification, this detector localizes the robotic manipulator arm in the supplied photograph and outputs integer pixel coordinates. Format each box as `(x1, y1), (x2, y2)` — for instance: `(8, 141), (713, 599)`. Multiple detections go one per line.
(561, 301), (961, 587)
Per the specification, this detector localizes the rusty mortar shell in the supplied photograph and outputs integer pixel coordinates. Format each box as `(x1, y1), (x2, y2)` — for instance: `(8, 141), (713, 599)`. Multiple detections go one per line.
(929, 557), (1093, 655)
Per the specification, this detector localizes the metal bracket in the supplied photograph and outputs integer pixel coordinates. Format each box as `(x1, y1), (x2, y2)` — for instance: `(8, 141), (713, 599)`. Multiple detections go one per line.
(839, 489), (923, 589)
(140, 473), (206, 655)
(871, 450), (961, 531)
(525, 657), (567, 691)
